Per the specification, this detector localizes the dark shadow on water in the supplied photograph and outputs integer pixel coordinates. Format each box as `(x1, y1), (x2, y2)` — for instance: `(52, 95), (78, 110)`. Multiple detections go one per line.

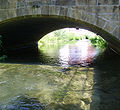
(50, 103), (84, 110)
(90, 48), (120, 110)
(52, 67), (93, 110)
(56, 68), (78, 102)
(2, 48), (59, 65)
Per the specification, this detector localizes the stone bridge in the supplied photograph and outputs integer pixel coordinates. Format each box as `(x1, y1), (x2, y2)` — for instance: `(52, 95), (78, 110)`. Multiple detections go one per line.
(0, 0), (120, 53)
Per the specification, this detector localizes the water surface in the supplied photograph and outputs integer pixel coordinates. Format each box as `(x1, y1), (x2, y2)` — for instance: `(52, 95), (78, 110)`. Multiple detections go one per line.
(0, 40), (120, 110)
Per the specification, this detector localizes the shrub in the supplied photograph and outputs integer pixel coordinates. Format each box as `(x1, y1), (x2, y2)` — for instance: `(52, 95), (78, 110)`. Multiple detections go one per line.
(0, 35), (7, 61)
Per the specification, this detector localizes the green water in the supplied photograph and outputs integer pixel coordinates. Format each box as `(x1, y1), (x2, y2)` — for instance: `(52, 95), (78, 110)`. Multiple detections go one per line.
(0, 64), (96, 110)
(0, 41), (120, 110)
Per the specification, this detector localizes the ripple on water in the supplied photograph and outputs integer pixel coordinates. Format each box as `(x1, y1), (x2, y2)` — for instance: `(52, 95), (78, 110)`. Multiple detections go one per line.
(0, 64), (97, 110)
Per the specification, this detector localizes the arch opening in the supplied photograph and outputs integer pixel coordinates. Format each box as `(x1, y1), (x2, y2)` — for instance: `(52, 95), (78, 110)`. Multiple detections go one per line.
(39, 28), (106, 48)
(38, 28), (107, 67)
(0, 15), (120, 55)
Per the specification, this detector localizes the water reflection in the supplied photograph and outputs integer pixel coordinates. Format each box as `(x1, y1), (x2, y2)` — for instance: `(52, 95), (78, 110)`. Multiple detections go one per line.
(5, 40), (98, 67)
(59, 40), (97, 67)
(0, 40), (120, 110)
(0, 40), (101, 110)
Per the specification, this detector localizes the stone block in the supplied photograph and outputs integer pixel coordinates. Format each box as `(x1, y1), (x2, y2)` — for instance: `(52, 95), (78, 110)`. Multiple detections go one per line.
(86, 6), (119, 13)
(76, 0), (97, 5)
(40, 0), (50, 4)
(27, 7), (34, 15)
(80, 11), (88, 21)
(31, 1), (41, 8)
(49, 6), (60, 15)
(68, 8), (80, 19)
(86, 14), (97, 24)
(113, 26), (120, 39)
(70, 6), (86, 19)
(0, 10), (10, 20)
(75, 10), (83, 20)
(59, 6), (68, 16)
(86, 6), (98, 13)
(67, 8), (74, 18)
(95, 17), (106, 28)
(16, 8), (26, 16)
(56, 0), (76, 6)
(104, 21), (117, 32)
(0, 10), (7, 20)
(74, 6), (88, 11)
(7, 9), (16, 18)
(99, 14), (119, 21)
(115, 21), (120, 26)
(25, 0), (50, 5)
(16, 8), (33, 17)
(22, 8), (30, 16)
(50, 0), (56, 5)
(32, 7), (41, 15)
(8, 0), (17, 9)
(98, 0), (119, 5)
(41, 5), (49, 15)
(0, 0), (10, 9)
(16, 1), (29, 9)
(72, 9), (81, 19)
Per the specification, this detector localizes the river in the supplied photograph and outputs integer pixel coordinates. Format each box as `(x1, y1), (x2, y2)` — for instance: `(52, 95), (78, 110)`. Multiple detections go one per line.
(0, 40), (120, 110)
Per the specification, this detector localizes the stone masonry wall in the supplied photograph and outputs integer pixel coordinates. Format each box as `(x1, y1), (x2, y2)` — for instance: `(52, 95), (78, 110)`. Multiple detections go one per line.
(0, 0), (120, 40)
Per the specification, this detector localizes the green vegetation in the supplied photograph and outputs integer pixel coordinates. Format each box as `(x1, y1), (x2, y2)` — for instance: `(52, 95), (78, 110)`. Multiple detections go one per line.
(0, 35), (2, 47)
(0, 35), (7, 61)
(38, 28), (107, 49)
(88, 35), (107, 48)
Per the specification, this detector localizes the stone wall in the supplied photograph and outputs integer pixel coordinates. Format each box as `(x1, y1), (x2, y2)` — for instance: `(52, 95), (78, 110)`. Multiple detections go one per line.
(0, 0), (120, 46)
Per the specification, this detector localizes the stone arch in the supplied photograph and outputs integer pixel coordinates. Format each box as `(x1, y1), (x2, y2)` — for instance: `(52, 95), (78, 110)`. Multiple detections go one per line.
(0, 15), (120, 53)
(0, 0), (120, 52)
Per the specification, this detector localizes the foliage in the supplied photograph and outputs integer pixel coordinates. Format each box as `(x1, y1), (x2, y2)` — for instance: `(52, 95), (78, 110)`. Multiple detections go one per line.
(0, 55), (7, 61)
(38, 28), (107, 49)
(0, 35), (7, 61)
(88, 35), (107, 48)
(0, 35), (2, 47)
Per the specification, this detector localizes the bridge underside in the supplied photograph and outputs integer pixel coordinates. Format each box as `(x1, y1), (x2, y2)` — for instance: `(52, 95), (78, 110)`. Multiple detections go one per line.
(0, 15), (120, 54)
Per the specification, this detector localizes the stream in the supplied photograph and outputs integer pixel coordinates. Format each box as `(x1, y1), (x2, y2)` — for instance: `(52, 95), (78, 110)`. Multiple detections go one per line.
(0, 40), (120, 110)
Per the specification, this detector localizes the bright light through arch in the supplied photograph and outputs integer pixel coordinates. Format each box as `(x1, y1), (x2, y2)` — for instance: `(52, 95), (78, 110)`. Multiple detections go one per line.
(38, 28), (106, 48)
(38, 28), (107, 67)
